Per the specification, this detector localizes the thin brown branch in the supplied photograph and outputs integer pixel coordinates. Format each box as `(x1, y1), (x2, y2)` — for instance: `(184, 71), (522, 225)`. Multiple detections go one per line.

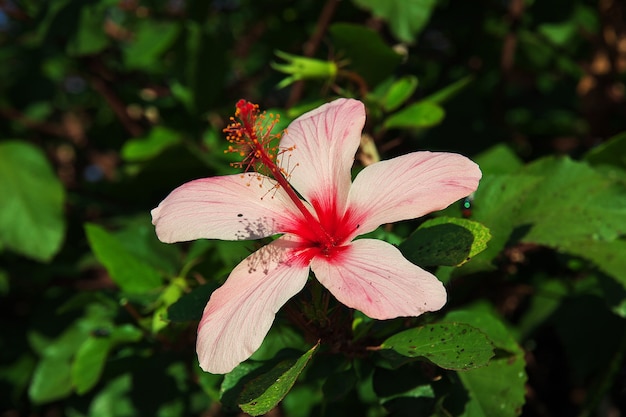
(0, 107), (68, 138)
(287, 0), (341, 107)
(87, 59), (146, 138)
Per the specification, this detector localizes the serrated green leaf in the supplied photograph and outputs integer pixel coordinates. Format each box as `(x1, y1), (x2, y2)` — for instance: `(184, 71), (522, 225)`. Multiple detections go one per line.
(122, 127), (181, 162)
(445, 308), (526, 417)
(85, 223), (162, 294)
(400, 217), (491, 266)
(238, 343), (319, 416)
(384, 101), (445, 130)
(381, 323), (495, 370)
(0, 141), (65, 261)
(382, 76), (419, 112)
(352, 0), (437, 43)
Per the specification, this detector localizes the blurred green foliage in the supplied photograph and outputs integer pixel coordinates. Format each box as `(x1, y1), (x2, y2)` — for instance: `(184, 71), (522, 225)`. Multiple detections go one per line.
(1, 0), (626, 416)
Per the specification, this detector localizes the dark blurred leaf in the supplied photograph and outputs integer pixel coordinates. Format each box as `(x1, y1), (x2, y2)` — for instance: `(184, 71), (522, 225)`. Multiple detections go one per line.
(382, 323), (495, 370)
(322, 369), (357, 402)
(400, 217), (491, 266)
(329, 23), (402, 87)
(85, 223), (163, 293)
(0, 141), (65, 262)
(124, 20), (180, 70)
(185, 22), (228, 115)
(238, 343), (319, 416)
(384, 101), (445, 130)
(584, 131), (626, 169)
(423, 75), (474, 105)
(352, 0), (437, 43)
(168, 283), (218, 322)
(66, 2), (111, 56)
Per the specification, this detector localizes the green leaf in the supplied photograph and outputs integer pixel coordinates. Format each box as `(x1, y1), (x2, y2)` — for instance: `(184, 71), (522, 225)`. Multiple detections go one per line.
(71, 324), (142, 395)
(238, 344), (319, 416)
(382, 76), (419, 112)
(381, 323), (495, 370)
(329, 23), (402, 87)
(28, 322), (91, 403)
(29, 355), (73, 404)
(445, 308), (526, 417)
(352, 0), (438, 43)
(584, 131), (626, 169)
(72, 336), (111, 395)
(152, 278), (187, 333)
(121, 127), (181, 162)
(474, 144), (523, 175)
(0, 141), (65, 261)
(400, 217), (491, 266)
(384, 101), (445, 130)
(85, 223), (163, 294)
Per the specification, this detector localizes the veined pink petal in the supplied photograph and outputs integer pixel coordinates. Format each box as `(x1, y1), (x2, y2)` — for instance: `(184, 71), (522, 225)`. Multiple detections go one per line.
(279, 99), (365, 214)
(347, 152), (481, 235)
(311, 239), (446, 320)
(197, 237), (310, 374)
(151, 173), (302, 243)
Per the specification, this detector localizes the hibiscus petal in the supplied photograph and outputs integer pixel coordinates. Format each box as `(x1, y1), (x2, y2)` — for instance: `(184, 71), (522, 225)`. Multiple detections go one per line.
(347, 152), (481, 235)
(151, 173), (302, 243)
(197, 237), (310, 374)
(311, 239), (446, 320)
(279, 98), (365, 215)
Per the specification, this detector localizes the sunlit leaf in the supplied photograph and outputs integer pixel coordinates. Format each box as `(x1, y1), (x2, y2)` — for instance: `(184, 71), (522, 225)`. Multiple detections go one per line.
(400, 217), (491, 266)
(0, 141), (65, 261)
(446, 308), (526, 417)
(238, 344), (319, 416)
(381, 323), (495, 370)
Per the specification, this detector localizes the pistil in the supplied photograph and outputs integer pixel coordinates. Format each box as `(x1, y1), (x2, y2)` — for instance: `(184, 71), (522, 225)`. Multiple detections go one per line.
(224, 100), (337, 250)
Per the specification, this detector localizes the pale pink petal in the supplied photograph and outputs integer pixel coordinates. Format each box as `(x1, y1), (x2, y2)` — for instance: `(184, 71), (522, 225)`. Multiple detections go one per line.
(311, 239), (446, 320)
(151, 173), (302, 243)
(347, 152), (481, 236)
(196, 237), (310, 374)
(279, 98), (365, 215)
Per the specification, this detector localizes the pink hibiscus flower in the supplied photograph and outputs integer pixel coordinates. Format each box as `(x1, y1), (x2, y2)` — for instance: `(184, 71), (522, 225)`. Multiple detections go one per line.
(151, 98), (481, 374)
